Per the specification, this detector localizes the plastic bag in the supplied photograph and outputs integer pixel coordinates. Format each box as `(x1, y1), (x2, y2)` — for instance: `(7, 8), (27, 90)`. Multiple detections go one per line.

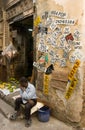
(2, 43), (18, 61)
(45, 64), (54, 75)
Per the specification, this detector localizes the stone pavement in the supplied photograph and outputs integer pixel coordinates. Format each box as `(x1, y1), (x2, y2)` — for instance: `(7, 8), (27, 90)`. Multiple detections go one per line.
(0, 98), (76, 130)
(0, 89), (84, 130)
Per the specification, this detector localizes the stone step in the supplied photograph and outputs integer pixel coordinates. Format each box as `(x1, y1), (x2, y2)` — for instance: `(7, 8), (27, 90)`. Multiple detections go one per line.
(0, 98), (14, 118)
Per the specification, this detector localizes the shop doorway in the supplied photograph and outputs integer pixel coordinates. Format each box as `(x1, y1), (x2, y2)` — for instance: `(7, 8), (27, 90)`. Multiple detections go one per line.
(10, 15), (33, 80)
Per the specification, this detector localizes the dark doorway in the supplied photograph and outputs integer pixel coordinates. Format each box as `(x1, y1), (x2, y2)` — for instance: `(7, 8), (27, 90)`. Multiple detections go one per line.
(10, 15), (33, 80)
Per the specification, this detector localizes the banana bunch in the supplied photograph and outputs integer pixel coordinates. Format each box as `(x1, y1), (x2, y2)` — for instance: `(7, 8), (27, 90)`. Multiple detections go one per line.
(0, 84), (5, 89)
(0, 82), (17, 93)
(0, 77), (18, 93)
(6, 84), (16, 92)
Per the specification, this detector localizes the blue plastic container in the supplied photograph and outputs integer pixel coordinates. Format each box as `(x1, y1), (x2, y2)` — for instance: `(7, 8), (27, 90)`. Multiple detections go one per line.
(38, 106), (50, 122)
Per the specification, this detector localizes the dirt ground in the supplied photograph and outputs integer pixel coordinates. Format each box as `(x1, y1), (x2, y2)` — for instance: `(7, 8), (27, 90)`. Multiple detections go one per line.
(0, 112), (76, 130)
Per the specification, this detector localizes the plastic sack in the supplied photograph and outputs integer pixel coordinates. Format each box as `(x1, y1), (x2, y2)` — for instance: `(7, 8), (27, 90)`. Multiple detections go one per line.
(2, 43), (18, 60)
(45, 64), (54, 75)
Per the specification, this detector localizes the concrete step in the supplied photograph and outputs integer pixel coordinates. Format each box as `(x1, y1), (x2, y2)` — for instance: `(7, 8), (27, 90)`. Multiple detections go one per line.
(0, 98), (14, 118)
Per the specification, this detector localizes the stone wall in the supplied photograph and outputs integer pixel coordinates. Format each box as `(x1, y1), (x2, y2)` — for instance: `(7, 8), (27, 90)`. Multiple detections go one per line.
(35, 0), (84, 124)
(36, 69), (68, 122)
(80, 62), (85, 127)
(36, 67), (83, 123)
(83, 62), (85, 109)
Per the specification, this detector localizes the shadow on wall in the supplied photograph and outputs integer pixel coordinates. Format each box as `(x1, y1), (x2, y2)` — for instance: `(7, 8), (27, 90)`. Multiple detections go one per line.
(14, 64), (24, 80)
(0, 65), (7, 82)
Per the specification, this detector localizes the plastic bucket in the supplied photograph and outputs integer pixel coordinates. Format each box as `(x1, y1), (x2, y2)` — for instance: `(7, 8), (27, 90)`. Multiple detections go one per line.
(37, 106), (50, 122)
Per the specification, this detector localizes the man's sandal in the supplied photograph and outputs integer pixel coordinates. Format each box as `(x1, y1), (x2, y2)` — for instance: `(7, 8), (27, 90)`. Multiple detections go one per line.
(9, 112), (18, 120)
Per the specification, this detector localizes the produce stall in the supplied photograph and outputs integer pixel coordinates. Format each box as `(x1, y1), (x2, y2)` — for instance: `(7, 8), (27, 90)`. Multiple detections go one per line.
(0, 78), (19, 95)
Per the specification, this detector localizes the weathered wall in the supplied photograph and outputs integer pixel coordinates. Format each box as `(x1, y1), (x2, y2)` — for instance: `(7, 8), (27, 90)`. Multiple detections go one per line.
(35, 0), (85, 123)
(80, 62), (85, 127)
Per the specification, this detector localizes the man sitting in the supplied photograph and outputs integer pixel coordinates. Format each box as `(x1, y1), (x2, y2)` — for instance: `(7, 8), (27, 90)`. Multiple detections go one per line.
(10, 77), (37, 127)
